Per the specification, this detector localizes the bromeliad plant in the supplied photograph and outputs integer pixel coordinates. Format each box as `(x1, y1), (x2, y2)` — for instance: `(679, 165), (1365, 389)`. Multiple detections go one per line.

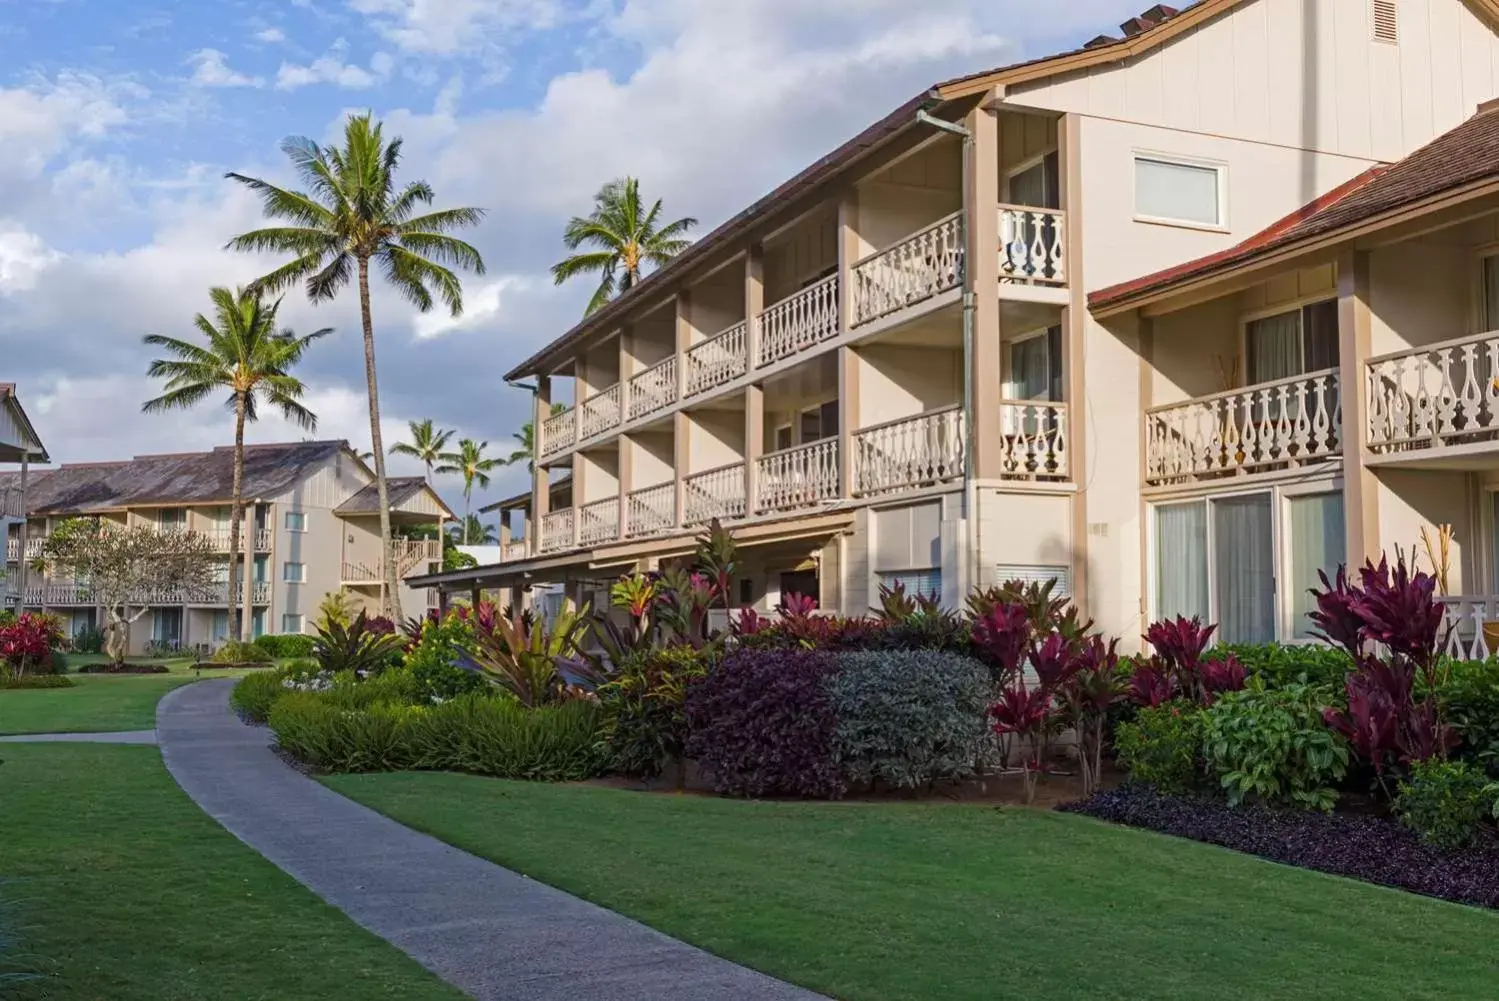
(313, 610), (406, 677)
(473, 601), (599, 707)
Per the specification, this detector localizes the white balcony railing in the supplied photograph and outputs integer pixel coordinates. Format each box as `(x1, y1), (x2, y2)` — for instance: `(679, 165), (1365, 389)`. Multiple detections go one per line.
(1441, 594), (1499, 661)
(540, 406), (576, 459)
(23, 580), (269, 606)
(0, 487), (24, 519)
(851, 212), (964, 327)
(628, 357), (678, 421)
(24, 584), (91, 605)
(540, 509), (575, 554)
(578, 498), (620, 546)
(6, 537), (45, 562)
(579, 384), (623, 441)
(626, 483), (675, 538)
(757, 275), (839, 368)
(1144, 370), (1342, 486)
(685, 462), (747, 525)
(998, 401), (1071, 481)
(998, 205), (1066, 286)
(1366, 332), (1499, 454)
(853, 406), (965, 496)
(757, 439), (840, 513)
(501, 539), (528, 562)
(686, 321), (748, 397)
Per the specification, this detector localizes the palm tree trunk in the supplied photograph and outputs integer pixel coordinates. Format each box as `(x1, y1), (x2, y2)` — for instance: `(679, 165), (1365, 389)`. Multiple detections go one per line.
(359, 256), (402, 621)
(229, 396), (246, 642)
(463, 489), (472, 545)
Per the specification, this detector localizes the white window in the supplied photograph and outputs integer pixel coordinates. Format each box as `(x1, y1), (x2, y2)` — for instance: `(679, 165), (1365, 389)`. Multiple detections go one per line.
(281, 613), (305, 634)
(284, 510), (307, 532)
(1134, 155), (1224, 228)
(282, 561), (306, 583)
(877, 569), (941, 601)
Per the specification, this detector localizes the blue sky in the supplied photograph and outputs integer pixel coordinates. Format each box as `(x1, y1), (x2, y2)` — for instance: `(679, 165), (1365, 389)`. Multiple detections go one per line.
(0, 0), (1148, 517)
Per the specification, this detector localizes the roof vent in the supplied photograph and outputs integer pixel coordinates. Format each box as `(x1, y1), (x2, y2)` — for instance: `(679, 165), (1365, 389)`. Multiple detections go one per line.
(1120, 4), (1179, 37)
(1371, 0), (1398, 43)
(1084, 34), (1120, 49)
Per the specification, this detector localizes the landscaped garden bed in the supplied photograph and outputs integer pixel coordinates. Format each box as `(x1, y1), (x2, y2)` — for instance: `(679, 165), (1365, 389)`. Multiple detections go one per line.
(76, 662), (172, 674)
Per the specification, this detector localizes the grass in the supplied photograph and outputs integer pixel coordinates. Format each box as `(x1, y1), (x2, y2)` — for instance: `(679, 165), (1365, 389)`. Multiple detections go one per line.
(328, 774), (1499, 1001)
(0, 743), (462, 1001)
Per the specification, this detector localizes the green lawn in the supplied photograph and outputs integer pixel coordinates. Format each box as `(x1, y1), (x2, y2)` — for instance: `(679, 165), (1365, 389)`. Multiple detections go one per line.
(329, 773), (1499, 1001)
(0, 743), (462, 1000)
(0, 660), (275, 735)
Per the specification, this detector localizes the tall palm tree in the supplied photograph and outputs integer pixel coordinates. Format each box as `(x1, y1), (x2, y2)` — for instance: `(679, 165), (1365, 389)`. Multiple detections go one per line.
(436, 438), (499, 544)
(447, 515), (497, 546)
(225, 112), (486, 620)
(506, 403), (566, 472)
(142, 287), (329, 641)
(550, 177), (696, 315)
(390, 418), (453, 485)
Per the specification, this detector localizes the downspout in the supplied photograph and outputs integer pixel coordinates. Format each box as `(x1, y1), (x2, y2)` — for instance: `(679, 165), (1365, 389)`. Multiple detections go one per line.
(915, 108), (977, 601)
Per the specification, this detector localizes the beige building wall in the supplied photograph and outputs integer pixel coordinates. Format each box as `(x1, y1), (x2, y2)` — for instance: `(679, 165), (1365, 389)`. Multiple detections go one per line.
(628, 431), (675, 487)
(1376, 470), (1477, 594)
(763, 210), (837, 305)
(854, 141), (962, 257)
(857, 345), (963, 427)
(687, 411), (742, 471)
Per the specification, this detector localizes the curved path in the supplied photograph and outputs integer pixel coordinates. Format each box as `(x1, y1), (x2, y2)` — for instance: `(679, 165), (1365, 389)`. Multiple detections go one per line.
(157, 680), (820, 1001)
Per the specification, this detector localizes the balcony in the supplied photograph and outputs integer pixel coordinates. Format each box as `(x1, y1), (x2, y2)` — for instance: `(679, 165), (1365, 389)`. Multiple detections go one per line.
(6, 537), (45, 561)
(1366, 331), (1499, 458)
(540, 508), (575, 555)
(757, 275), (839, 368)
(501, 539), (528, 562)
(684, 463), (746, 526)
(578, 498), (621, 547)
(853, 407), (965, 496)
(540, 405), (576, 459)
(23, 581), (270, 606)
(998, 402), (1071, 481)
(686, 322), (747, 397)
(625, 483), (675, 538)
(342, 540), (442, 583)
(1145, 370), (1342, 487)
(851, 212), (963, 327)
(756, 439), (840, 514)
(998, 205), (1066, 289)
(579, 384), (623, 441)
(627, 357), (678, 421)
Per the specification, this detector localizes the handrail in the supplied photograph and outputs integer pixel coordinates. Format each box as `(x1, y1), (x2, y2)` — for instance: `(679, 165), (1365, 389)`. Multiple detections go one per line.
(853, 403), (963, 437)
(1145, 367), (1340, 415)
(1366, 329), (1499, 366)
(849, 210), (964, 270)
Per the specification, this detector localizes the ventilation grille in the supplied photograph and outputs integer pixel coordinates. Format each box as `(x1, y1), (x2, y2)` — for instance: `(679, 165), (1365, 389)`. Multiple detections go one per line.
(994, 564), (1072, 597)
(1371, 0), (1398, 44)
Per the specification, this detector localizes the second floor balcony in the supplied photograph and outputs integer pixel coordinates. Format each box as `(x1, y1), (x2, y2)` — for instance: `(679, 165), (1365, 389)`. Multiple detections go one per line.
(1365, 330), (1499, 458)
(24, 580), (271, 607)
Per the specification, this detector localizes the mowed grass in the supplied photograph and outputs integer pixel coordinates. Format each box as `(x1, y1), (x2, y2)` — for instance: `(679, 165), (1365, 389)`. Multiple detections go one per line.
(328, 773), (1499, 1001)
(0, 743), (462, 1001)
(0, 660), (274, 735)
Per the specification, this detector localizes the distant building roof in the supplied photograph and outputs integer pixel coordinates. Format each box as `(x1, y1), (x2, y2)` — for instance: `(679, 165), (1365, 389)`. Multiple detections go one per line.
(0, 440), (351, 515)
(333, 477), (429, 515)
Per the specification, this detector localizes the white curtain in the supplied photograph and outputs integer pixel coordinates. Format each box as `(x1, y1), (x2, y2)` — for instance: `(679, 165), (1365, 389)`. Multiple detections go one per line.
(1214, 494), (1275, 643)
(1155, 502), (1209, 623)
(1247, 310), (1302, 384)
(1288, 492), (1346, 639)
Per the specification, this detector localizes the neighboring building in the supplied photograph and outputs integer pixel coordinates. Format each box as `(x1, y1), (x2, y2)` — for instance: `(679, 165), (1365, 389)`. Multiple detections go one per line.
(413, 0), (1499, 649)
(0, 440), (452, 654)
(0, 384), (50, 606)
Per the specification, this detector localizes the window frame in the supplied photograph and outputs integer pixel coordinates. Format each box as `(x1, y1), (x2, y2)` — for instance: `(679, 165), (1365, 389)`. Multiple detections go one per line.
(281, 613), (305, 635)
(284, 510), (307, 533)
(1132, 152), (1229, 232)
(1238, 296), (1341, 385)
(875, 568), (942, 603)
(281, 561), (306, 584)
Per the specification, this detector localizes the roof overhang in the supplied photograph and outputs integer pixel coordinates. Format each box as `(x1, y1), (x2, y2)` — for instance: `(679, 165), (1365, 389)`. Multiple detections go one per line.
(0, 389), (48, 464)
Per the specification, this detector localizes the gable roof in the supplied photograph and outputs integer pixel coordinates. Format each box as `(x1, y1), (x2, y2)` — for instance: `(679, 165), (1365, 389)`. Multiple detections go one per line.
(0, 440), (352, 515)
(334, 477), (452, 518)
(0, 385), (48, 463)
(1090, 101), (1499, 315)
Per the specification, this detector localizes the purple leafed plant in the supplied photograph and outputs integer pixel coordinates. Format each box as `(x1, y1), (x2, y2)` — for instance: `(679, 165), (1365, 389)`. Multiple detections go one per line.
(1126, 659), (1175, 709)
(1144, 616), (1218, 704)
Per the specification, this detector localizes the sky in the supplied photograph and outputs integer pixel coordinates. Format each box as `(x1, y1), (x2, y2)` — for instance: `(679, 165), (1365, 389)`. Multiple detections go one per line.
(0, 0), (1150, 520)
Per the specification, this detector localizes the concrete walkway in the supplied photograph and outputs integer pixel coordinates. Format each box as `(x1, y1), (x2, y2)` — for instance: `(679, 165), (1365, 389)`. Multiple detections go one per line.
(0, 729), (156, 744)
(157, 680), (821, 1001)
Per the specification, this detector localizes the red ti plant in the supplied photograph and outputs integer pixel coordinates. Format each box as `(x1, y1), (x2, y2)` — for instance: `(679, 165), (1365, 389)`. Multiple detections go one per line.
(0, 612), (62, 678)
(987, 677), (1056, 805)
(1126, 659), (1175, 708)
(970, 603), (1032, 682)
(1200, 653), (1247, 702)
(1144, 616), (1217, 704)
(1059, 635), (1121, 797)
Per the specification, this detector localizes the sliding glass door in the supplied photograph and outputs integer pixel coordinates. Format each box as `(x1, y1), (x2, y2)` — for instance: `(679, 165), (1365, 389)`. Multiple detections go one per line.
(1213, 494), (1275, 644)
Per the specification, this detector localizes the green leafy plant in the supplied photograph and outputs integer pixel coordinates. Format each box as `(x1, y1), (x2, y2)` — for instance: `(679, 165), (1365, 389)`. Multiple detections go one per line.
(1202, 682), (1350, 811)
(595, 646), (707, 782)
(471, 602), (596, 707)
(1115, 701), (1204, 795)
(252, 633), (316, 660)
(1, 674), (74, 690)
(268, 692), (419, 772)
(405, 695), (603, 781)
(71, 624), (104, 655)
(230, 668), (292, 724)
(213, 639), (270, 665)
(316, 589), (359, 632)
(314, 611), (405, 677)
(403, 614), (486, 703)
(1208, 643), (1351, 690)
(1396, 758), (1498, 850)
(1439, 657), (1499, 776)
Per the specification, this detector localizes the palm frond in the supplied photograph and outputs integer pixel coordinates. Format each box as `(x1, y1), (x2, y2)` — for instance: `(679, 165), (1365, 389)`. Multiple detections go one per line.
(396, 232), (486, 275)
(383, 245), (462, 316)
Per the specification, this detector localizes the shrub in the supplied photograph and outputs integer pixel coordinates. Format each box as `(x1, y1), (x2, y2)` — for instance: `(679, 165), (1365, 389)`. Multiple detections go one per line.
(1210, 643), (1350, 690)
(213, 639), (269, 664)
(268, 693), (418, 772)
(403, 614), (485, 703)
(471, 603), (599, 707)
(1114, 701), (1203, 794)
(827, 650), (990, 790)
(1440, 657), (1499, 776)
(0, 613), (65, 678)
(1, 674), (74, 690)
(252, 633), (316, 660)
(314, 611), (405, 676)
(596, 646), (708, 780)
(318, 667), (420, 710)
(230, 669), (291, 724)
(685, 649), (842, 799)
(1396, 758), (1499, 850)
(1201, 683), (1350, 811)
(406, 696), (603, 781)
(71, 624), (104, 655)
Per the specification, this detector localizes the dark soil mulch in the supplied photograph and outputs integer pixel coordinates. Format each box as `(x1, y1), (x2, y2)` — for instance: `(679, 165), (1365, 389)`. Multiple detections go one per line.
(75, 663), (171, 674)
(195, 661), (273, 670)
(1061, 785), (1499, 910)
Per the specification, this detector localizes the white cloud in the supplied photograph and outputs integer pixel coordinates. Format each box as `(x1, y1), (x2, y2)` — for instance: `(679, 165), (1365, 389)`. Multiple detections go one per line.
(412, 274), (534, 340)
(187, 48), (265, 88)
(0, 225), (61, 295)
(254, 27), (287, 43)
(275, 39), (387, 90)
(348, 0), (567, 55)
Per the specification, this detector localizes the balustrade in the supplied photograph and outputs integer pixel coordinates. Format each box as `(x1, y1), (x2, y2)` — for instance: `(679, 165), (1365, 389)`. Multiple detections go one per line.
(757, 275), (839, 368)
(684, 463), (747, 525)
(998, 401), (1071, 480)
(851, 213), (964, 326)
(685, 321), (748, 397)
(540, 509), (576, 554)
(998, 205), (1066, 286)
(853, 406), (965, 495)
(579, 384), (623, 440)
(626, 484), (675, 538)
(756, 440), (840, 513)
(1366, 332), (1499, 453)
(540, 406), (576, 458)
(628, 357), (678, 421)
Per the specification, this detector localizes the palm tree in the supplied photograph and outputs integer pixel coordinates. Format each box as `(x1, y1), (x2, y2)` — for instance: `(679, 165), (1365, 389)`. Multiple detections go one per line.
(437, 439), (500, 544)
(506, 403), (565, 472)
(447, 515), (497, 546)
(142, 287), (329, 641)
(390, 418), (453, 485)
(225, 112), (486, 621)
(550, 177), (696, 315)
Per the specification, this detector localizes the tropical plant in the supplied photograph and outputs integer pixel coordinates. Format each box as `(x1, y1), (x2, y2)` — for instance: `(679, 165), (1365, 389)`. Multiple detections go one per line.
(447, 515), (498, 546)
(1115, 702), (1204, 795)
(551, 176), (697, 315)
(226, 111), (486, 621)
(1396, 758), (1499, 849)
(313, 610), (405, 677)
(0, 612), (64, 680)
(1202, 682), (1351, 811)
(142, 286), (328, 640)
(507, 402), (566, 471)
(390, 418), (454, 485)
(436, 439), (499, 544)
(1058, 635), (1122, 797)
(596, 645), (708, 783)
(316, 588), (359, 631)
(470, 602), (596, 707)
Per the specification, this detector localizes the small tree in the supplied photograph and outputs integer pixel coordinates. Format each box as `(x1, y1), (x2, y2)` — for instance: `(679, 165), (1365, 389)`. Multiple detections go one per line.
(42, 519), (218, 663)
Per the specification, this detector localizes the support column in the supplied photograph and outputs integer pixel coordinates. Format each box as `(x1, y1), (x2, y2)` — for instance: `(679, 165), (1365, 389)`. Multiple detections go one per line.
(838, 346), (860, 498)
(617, 326), (633, 425)
(531, 377), (551, 552)
(673, 412), (691, 528)
(745, 246), (765, 369)
(837, 190), (860, 333)
(745, 384), (764, 516)
(675, 294), (692, 400)
(571, 453), (586, 548)
(16, 454), (28, 614)
(470, 583), (482, 609)
(964, 103), (1002, 480)
(1060, 111), (1090, 616)
(618, 435), (633, 540)
(1338, 249), (1380, 567)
